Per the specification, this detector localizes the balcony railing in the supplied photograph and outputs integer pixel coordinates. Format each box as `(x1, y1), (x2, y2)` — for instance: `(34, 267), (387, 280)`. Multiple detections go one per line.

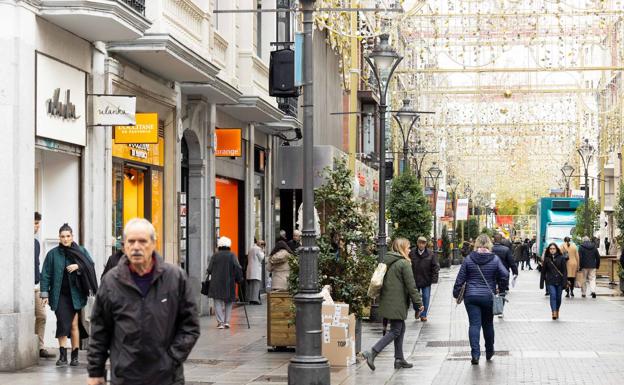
(277, 97), (298, 118)
(121, 0), (145, 15)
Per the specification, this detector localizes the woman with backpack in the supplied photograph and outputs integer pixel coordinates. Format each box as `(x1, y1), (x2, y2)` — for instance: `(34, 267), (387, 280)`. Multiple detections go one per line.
(362, 238), (423, 371)
(540, 242), (568, 320)
(453, 234), (509, 365)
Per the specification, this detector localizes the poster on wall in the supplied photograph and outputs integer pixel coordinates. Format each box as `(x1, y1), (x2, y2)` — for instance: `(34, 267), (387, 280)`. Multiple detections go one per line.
(456, 198), (469, 221)
(92, 95), (136, 126)
(36, 52), (87, 146)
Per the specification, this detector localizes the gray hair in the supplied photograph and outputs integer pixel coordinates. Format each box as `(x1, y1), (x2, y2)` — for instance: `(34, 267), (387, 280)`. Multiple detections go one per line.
(582, 236), (590, 242)
(474, 234), (493, 251)
(293, 229), (302, 237)
(123, 218), (157, 241)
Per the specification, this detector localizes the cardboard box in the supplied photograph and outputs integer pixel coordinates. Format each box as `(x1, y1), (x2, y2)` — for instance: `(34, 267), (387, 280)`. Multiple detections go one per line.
(321, 303), (356, 367)
(322, 337), (354, 367)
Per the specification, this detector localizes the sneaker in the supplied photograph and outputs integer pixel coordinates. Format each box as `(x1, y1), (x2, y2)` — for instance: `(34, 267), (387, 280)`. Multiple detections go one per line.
(486, 351), (494, 361)
(497, 314), (504, 318)
(217, 323), (225, 329)
(591, 292), (596, 298)
(39, 349), (55, 359)
(224, 323), (230, 329)
(394, 359), (413, 369)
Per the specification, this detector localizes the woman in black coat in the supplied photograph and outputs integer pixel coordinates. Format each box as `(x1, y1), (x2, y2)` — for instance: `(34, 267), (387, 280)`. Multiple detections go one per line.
(540, 243), (568, 320)
(207, 236), (243, 329)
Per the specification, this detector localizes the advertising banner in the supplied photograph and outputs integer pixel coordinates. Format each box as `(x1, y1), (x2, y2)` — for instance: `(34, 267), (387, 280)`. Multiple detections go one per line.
(115, 113), (158, 144)
(456, 198), (469, 220)
(92, 95), (136, 126)
(435, 191), (447, 218)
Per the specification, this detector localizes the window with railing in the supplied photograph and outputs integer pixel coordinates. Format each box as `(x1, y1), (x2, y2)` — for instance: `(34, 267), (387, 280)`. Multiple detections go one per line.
(121, 0), (146, 16)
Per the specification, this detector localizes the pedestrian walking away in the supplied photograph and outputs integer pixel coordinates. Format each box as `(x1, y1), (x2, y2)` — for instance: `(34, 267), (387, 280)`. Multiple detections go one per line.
(560, 237), (579, 298)
(578, 236), (601, 298)
(207, 236), (244, 329)
(40, 223), (97, 367)
(87, 218), (200, 385)
(409, 236), (440, 322)
(246, 238), (265, 305)
(34, 212), (55, 359)
(453, 234), (509, 365)
(540, 243), (568, 320)
(266, 238), (294, 291)
(362, 238), (423, 371)
(492, 233), (517, 316)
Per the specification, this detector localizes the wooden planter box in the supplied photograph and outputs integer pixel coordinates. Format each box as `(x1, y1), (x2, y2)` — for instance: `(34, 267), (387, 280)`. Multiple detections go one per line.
(267, 291), (296, 349)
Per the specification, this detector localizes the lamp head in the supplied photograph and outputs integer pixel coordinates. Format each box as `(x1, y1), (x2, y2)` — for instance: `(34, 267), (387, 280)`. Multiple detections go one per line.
(427, 162), (442, 181)
(561, 162), (574, 178)
(577, 138), (595, 164)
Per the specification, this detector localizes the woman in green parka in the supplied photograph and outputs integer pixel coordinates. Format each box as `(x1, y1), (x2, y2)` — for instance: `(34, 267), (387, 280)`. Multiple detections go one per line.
(362, 238), (424, 371)
(40, 223), (97, 367)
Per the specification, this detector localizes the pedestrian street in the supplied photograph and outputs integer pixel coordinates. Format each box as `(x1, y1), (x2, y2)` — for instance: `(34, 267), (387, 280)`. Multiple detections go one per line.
(2, 263), (622, 385)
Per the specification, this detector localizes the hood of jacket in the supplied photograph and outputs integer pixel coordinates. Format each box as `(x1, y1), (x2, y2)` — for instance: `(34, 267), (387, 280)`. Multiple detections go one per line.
(384, 251), (405, 265)
(469, 250), (496, 265)
(580, 241), (595, 251)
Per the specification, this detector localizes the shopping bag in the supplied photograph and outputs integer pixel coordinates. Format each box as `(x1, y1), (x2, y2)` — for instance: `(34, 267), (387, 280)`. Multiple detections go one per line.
(367, 262), (387, 299)
(575, 271), (585, 288)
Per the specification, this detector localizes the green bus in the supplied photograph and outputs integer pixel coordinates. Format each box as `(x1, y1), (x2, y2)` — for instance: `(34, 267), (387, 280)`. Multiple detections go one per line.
(536, 197), (584, 256)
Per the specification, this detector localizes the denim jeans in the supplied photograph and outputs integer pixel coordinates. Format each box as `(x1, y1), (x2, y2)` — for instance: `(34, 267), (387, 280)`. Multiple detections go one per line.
(372, 319), (406, 359)
(464, 296), (495, 359)
(413, 286), (431, 317)
(547, 284), (563, 311)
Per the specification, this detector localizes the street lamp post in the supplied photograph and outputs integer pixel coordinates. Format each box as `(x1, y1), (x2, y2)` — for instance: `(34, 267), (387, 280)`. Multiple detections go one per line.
(412, 140), (437, 181)
(448, 176), (460, 262)
(561, 162), (574, 198)
(475, 193), (485, 231)
(427, 163), (442, 252)
(463, 184), (473, 243)
(365, 34), (403, 264)
(577, 139), (596, 237)
(288, 1), (331, 384)
(393, 99), (419, 174)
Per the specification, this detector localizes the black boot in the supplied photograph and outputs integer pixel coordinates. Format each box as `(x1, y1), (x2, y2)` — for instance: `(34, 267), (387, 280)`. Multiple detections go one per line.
(56, 347), (67, 366)
(70, 348), (79, 366)
(362, 350), (378, 371)
(394, 359), (414, 369)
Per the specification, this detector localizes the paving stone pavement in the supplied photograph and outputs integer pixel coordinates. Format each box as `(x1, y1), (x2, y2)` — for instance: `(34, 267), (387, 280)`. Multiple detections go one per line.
(2, 261), (624, 384)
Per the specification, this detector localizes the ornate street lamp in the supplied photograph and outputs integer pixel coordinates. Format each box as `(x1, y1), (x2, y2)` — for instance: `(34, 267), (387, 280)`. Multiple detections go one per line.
(393, 99), (419, 173)
(464, 184), (473, 215)
(412, 140), (437, 181)
(577, 139), (595, 237)
(365, 33), (403, 264)
(561, 162), (574, 198)
(427, 162), (442, 252)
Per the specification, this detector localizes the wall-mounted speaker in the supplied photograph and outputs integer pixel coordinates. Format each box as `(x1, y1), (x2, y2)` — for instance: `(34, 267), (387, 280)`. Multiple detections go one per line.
(269, 49), (298, 97)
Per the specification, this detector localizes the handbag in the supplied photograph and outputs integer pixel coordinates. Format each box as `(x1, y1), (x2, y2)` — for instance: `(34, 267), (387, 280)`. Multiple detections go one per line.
(474, 258), (507, 316)
(367, 262), (388, 299)
(200, 279), (210, 296)
(456, 283), (467, 305)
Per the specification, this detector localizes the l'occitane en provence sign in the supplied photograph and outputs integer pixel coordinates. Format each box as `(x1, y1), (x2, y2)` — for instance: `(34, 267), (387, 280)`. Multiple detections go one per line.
(114, 113), (158, 144)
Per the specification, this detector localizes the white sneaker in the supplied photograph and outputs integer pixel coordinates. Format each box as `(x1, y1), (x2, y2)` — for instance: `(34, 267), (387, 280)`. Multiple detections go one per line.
(217, 323), (225, 329)
(224, 323), (230, 329)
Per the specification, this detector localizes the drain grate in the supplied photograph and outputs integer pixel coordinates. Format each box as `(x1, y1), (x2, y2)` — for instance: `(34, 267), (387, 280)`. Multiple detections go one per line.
(253, 375), (289, 382)
(426, 340), (470, 347)
(186, 358), (223, 365)
(446, 357), (472, 361)
(186, 382), (214, 385)
(450, 351), (510, 357)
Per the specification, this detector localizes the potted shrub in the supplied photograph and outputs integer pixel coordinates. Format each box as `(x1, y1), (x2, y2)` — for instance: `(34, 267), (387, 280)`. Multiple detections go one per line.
(439, 225), (451, 268)
(288, 158), (377, 353)
(387, 171), (432, 245)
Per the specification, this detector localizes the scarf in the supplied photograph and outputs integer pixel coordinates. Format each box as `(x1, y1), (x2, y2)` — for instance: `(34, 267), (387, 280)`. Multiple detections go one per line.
(60, 242), (98, 297)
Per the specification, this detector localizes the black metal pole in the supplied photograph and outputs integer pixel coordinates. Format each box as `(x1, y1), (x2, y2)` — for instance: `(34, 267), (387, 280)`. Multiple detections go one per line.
(584, 166), (590, 237)
(378, 102), (387, 262)
(433, 185), (438, 252)
(452, 190), (457, 261)
(288, 0), (331, 383)
(403, 144), (409, 174)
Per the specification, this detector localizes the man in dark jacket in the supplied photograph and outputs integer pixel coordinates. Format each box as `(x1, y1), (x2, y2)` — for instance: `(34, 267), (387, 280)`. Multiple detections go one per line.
(88, 218), (200, 385)
(578, 236), (601, 298)
(409, 236), (440, 322)
(492, 233), (518, 282)
(34, 212), (54, 359)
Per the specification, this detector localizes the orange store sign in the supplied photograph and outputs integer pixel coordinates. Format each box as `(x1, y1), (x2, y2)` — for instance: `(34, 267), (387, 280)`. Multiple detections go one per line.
(114, 113), (158, 144)
(215, 128), (242, 157)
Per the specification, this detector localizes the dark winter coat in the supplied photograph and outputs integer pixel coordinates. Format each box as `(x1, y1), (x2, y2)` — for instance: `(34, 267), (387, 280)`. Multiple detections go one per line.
(409, 247), (440, 288)
(579, 241), (601, 269)
(453, 251), (509, 299)
(207, 250), (243, 302)
(492, 243), (518, 276)
(378, 252), (423, 320)
(87, 254), (199, 385)
(460, 242), (472, 257)
(40, 244), (94, 311)
(35, 239), (41, 284)
(102, 249), (124, 279)
(540, 253), (568, 288)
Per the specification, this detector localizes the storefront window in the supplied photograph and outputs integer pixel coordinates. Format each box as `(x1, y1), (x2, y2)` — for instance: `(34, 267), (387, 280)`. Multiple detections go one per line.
(151, 170), (163, 252)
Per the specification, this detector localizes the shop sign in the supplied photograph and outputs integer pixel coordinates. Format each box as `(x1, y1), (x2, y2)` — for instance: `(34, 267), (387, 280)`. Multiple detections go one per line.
(36, 53), (87, 146)
(456, 198), (469, 221)
(114, 113), (158, 144)
(435, 191), (447, 218)
(92, 95), (136, 126)
(112, 140), (164, 167)
(215, 128), (242, 157)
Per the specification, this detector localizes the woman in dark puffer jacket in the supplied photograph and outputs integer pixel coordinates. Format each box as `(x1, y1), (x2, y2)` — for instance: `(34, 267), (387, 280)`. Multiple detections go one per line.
(540, 242), (568, 320)
(453, 234), (509, 365)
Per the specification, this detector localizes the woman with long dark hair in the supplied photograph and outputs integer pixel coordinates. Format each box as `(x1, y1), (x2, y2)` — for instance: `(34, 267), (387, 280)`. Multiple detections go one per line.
(540, 242), (568, 320)
(40, 223), (97, 366)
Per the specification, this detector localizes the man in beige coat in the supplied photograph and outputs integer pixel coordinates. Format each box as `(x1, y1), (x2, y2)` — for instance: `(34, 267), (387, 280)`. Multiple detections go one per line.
(561, 237), (580, 297)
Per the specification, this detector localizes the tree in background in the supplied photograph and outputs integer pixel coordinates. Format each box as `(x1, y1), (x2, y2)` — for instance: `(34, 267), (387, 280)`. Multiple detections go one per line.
(613, 181), (624, 248)
(456, 217), (479, 241)
(497, 197), (521, 215)
(440, 225), (451, 267)
(572, 198), (600, 243)
(388, 171), (432, 245)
